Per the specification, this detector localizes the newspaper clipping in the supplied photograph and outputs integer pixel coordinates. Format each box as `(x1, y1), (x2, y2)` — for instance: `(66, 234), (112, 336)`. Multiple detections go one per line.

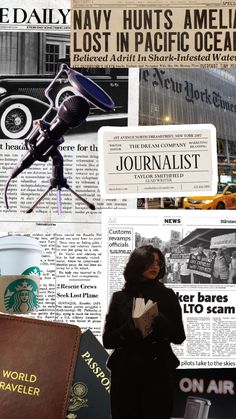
(71, 0), (236, 68)
(102, 209), (236, 369)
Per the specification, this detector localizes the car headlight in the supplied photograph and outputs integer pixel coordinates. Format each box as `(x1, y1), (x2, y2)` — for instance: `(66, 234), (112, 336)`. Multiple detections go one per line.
(0, 87), (7, 96)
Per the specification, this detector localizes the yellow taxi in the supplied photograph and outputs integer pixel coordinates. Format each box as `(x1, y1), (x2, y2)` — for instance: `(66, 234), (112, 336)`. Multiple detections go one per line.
(183, 183), (236, 210)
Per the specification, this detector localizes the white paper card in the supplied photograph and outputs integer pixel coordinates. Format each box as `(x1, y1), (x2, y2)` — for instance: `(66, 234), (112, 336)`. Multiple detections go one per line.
(98, 124), (217, 198)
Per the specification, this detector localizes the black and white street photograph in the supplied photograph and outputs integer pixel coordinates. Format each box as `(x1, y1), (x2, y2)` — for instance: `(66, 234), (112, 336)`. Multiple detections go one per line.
(135, 227), (236, 284)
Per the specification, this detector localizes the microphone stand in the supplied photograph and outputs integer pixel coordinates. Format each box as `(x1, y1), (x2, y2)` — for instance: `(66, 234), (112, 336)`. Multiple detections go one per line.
(26, 125), (95, 214)
(27, 147), (95, 215)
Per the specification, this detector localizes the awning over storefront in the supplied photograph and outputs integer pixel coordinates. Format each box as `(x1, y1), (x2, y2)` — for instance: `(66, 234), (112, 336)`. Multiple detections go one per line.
(210, 232), (236, 249)
(179, 228), (236, 249)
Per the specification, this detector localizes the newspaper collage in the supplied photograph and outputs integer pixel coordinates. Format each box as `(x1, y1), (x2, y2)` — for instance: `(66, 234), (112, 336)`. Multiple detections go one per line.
(0, 0), (236, 418)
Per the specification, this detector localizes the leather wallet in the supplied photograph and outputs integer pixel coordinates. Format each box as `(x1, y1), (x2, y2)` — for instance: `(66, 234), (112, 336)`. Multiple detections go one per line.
(0, 314), (81, 419)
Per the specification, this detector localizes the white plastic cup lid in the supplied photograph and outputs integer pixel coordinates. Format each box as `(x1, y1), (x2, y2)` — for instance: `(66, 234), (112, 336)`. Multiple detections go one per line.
(0, 235), (43, 252)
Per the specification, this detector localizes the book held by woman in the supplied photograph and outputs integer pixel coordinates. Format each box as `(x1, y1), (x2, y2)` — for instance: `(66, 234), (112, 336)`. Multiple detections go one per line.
(132, 297), (158, 337)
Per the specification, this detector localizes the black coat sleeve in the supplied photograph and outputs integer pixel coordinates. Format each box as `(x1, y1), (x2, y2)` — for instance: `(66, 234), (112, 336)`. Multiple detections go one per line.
(152, 289), (186, 344)
(103, 292), (142, 349)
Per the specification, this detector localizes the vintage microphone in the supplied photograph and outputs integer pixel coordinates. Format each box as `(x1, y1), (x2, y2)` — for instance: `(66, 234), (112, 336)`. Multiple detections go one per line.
(7, 96), (90, 182)
(4, 64), (115, 213)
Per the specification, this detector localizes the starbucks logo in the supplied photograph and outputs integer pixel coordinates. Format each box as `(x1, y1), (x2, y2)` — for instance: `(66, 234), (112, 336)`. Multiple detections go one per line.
(22, 266), (40, 276)
(4, 278), (38, 313)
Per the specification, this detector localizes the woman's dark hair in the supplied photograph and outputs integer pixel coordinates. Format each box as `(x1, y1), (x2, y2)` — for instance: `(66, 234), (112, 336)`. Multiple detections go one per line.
(123, 245), (166, 286)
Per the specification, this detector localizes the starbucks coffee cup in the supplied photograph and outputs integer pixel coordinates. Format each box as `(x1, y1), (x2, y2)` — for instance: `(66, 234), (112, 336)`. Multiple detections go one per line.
(0, 235), (42, 276)
(0, 275), (40, 314)
(0, 236), (43, 314)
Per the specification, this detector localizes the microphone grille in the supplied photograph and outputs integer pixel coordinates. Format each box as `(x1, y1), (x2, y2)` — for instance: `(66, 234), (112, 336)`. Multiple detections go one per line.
(58, 95), (90, 128)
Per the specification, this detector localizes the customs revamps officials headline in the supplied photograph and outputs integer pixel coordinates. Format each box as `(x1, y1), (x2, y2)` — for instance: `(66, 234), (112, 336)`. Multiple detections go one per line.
(72, 8), (236, 53)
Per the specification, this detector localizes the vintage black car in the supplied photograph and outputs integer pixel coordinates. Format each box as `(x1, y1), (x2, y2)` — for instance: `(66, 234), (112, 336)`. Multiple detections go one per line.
(0, 68), (128, 139)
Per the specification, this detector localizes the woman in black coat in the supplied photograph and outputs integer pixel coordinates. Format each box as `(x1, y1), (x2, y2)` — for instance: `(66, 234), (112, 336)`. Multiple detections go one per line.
(103, 245), (186, 419)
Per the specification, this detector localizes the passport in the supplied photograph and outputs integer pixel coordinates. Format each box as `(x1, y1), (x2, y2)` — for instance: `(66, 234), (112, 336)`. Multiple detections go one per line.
(67, 329), (111, 419)
(0, 314), (81, 419)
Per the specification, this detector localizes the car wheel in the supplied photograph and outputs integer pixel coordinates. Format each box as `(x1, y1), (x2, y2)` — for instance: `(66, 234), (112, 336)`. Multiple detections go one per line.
(1, 103), (32, 139)
(55, 86), (76, 108)
(216, 202), (225, 209)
